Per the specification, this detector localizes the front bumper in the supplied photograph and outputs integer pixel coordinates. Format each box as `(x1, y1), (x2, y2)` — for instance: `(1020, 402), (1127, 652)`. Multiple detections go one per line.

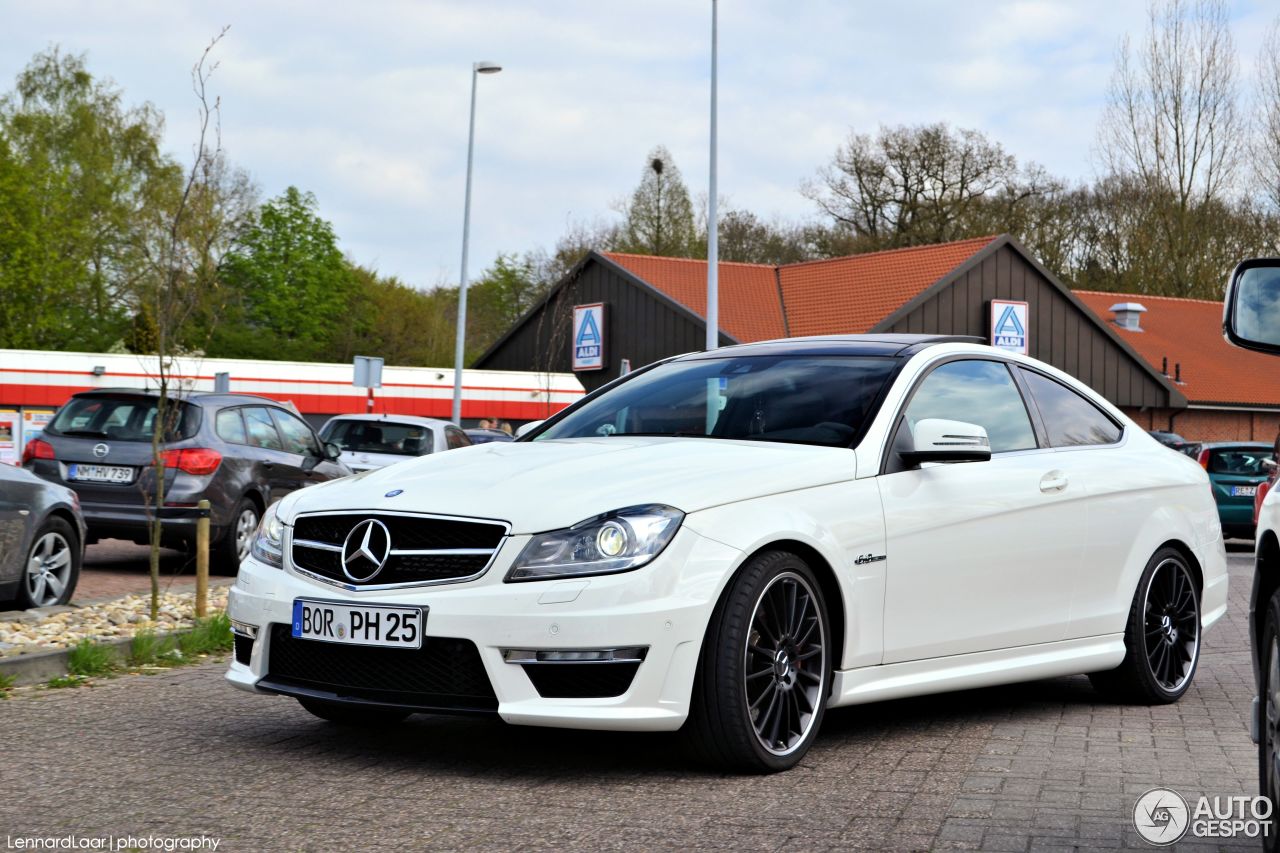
(225, 525), (743, 732)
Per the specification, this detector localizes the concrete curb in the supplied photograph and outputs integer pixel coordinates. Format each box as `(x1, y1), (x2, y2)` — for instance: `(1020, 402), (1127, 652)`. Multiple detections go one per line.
(0, 635), (136, 687)
(0, 622), (223, 688)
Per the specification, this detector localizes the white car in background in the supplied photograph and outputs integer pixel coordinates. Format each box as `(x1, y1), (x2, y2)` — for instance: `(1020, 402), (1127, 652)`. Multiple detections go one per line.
(228, 334), (1226, 772)
(316, 414), (472, 473)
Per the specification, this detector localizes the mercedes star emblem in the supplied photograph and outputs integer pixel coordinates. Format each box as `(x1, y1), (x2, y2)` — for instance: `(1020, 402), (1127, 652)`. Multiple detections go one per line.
(341, 519), (392, 582)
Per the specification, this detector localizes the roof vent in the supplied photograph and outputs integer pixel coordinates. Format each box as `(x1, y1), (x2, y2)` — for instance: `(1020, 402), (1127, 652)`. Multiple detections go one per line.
(1109, 302), (1147, 331)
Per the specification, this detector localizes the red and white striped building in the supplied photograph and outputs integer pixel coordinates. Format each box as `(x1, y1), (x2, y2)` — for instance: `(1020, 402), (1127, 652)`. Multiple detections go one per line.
(0, 349), (585, 460)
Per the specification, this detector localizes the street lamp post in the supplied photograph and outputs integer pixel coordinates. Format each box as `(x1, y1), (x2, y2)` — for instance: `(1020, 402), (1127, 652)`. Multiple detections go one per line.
(452, 60), (502, 425)
(706, 0), (719, 351)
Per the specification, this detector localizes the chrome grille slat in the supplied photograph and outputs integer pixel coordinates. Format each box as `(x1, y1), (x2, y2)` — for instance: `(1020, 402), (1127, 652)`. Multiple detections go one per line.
(289, 511), (509, 590)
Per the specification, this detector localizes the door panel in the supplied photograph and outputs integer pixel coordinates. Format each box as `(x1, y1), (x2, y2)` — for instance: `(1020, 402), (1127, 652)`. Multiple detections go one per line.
(878, 453), (1084, 662)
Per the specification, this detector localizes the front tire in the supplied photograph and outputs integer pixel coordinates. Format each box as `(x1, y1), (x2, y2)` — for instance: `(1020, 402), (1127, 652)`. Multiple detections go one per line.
(297, 698), (410, 727)
(684, 550), (832, 773)
(1089, 547), (1200, 704)
(1259, 589), (1280, 852)
(17, 518), (80, 609)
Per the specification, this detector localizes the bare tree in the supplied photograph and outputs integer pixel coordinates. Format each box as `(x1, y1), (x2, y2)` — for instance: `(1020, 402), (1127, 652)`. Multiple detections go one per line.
(1256, 16), (1280, 212)
(804, 123), (1048, 250)
(1098, 0), (1242, 296)
(138, 28), (232, 619)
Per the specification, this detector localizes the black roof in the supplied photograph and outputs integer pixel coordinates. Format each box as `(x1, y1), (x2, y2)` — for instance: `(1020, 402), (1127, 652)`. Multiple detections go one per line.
(677, 334), (987, 361)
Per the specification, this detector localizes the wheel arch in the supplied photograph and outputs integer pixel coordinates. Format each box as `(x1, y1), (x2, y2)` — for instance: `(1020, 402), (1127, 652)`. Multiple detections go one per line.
(1157, 537), (1204, 595)
(718, 538), (847, 673)
(43, 508), (83, 548)
(1256, 530), (1280, 671)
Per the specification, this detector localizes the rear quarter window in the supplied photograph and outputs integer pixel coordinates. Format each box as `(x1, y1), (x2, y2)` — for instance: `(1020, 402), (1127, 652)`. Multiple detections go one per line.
(215, 409), (248, 445)
(1019, 369), (1122, 447)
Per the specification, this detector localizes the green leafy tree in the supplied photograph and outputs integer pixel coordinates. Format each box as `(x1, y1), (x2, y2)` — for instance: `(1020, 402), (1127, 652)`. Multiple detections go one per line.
(0, 48), (180, 349)
(617, 145), (697, 257)
(213, 186), (354, 360)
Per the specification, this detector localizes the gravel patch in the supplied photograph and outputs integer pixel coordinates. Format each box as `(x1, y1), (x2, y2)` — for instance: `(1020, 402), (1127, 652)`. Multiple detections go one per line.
(0, 587), (229, 655)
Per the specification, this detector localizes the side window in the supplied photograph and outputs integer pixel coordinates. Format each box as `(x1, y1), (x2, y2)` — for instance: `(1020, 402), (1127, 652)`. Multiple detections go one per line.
(243, 407), (284, 451)
(271, 409), (320, 456)
(903, 360), (1037, 453)
(446, 428), (471, 449)
(215, 409), (247, 445)
(1019, 369), (1122, 447)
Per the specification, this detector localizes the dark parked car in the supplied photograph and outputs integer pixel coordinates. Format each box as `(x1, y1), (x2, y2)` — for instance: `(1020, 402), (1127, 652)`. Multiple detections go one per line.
(1148, 429), (1200, 457)
(0, 463), (86, 608)
(464, 427), (515, 445)
(23, 390), (350, 569)
(1195, 441), (1272, 539)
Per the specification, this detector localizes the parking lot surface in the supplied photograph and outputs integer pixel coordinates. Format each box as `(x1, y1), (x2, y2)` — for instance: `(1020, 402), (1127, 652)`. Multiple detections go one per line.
(0, 549), (1260, 851)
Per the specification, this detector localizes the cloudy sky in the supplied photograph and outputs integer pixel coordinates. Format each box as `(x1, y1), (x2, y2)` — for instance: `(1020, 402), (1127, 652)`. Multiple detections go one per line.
(1, 1), (1275, 289)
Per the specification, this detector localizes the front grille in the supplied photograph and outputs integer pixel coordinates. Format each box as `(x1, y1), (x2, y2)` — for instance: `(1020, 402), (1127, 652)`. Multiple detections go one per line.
(521, 662), (641, 699)
(263, 624), (497, 713)
(290, 512), (507, 587)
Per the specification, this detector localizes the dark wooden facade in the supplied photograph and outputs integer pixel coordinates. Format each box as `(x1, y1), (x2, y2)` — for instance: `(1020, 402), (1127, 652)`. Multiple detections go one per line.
(871, 242), (1184, 410)
(475, 253), (735, 392)
(477, 238), (1185, 410)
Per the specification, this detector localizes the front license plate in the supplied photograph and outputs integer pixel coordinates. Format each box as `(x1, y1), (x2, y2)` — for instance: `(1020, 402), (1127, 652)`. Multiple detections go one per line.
(291, 599), (424, 649)
(1231, 485), (1258, 497)
(67, 463), (134, 484)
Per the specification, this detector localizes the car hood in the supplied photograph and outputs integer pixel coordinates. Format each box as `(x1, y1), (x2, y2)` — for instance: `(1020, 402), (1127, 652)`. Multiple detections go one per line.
(278, 436), (856, 534)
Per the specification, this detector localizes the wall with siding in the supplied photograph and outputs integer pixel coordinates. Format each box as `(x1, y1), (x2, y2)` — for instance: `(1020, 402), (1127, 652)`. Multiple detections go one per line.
(872, 245), (1175, 410)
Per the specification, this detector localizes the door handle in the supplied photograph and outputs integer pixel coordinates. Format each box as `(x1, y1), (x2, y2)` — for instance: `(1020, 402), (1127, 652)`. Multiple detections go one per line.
(1039, 470), (1069, 493)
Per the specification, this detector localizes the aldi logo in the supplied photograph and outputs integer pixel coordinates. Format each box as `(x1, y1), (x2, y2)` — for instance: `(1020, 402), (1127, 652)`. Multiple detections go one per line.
(572, 303), (606, 371)
(990, 300), (1029, 354)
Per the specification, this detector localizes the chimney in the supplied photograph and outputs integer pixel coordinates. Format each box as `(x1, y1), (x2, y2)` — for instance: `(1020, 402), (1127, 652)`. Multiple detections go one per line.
(1109, 302), (1147, 331)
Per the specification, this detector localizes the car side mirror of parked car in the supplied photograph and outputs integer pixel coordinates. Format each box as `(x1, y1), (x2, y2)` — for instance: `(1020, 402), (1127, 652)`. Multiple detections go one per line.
(323, 441), (342, 461)
(900, 418), (992, 465)
(1224, 258), (1280, 355)
(515, 420), (543, 439)
(1265, 458), (1278, 471)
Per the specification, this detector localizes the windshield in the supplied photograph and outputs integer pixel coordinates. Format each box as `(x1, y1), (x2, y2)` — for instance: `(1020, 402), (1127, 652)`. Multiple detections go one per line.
(1208, 447), (1271, 476)
(320, 420), (434, 457)
(49, 396), (200, 442)
(537, 355), (897, 447)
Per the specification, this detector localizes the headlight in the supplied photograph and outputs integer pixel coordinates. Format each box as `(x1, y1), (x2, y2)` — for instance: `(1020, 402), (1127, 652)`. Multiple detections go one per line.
(506, 504), (684, 582)
(250, 501), (285, 568)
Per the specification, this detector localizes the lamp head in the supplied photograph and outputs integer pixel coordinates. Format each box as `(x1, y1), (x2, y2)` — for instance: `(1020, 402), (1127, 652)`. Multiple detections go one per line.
(474, 61), (502, 75)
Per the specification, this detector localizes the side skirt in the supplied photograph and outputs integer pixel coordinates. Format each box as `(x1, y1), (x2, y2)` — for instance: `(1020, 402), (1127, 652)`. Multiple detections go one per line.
(830, 634), (1126, 707)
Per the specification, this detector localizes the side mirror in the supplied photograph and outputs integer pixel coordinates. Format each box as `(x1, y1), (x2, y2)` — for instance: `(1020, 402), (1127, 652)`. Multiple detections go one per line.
(901, 418), (992, 465)
(1265, 458), (1278, 471)
(1224, 259), (1280, 355)
(515, 420), (543, 439)
(323, 441), (342, 461)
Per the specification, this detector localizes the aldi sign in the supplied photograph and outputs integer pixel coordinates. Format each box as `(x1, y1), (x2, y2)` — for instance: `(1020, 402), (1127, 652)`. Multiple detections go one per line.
(989, 300), (1029, 354)
(572, 303), (606, 371)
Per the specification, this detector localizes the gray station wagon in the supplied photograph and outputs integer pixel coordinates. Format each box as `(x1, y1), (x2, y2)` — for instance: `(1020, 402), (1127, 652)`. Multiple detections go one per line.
(24, 389), (351, 569)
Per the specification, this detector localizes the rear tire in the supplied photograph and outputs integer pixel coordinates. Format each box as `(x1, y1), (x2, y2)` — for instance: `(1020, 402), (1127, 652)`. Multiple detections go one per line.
(214, 498), (259, 575)
(1089, 547), (1200, 704)
(683, 550), (832, 773)
(297, 698), (410, 727)
(16, 518), (80, 609)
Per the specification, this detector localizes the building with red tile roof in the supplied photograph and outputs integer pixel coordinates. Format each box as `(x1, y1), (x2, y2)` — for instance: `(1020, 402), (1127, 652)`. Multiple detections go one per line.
(479, 234), (1278, 440)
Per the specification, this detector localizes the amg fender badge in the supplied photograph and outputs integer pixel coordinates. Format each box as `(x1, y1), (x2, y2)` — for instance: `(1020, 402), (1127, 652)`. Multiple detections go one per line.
(854, 554), (886, 566)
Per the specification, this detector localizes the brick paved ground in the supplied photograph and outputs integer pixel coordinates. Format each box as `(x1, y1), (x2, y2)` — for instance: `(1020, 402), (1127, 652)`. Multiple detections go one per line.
(72, 539), (233, 603)
(0, 549), (1261, 851)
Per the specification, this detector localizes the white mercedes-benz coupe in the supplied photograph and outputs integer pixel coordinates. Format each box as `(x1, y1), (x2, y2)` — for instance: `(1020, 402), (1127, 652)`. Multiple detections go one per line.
(226, 334), (1227, 772)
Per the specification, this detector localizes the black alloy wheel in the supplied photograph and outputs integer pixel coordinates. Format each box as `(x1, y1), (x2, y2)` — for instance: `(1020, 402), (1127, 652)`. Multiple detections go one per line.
(1089, 547), (1201, 704)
